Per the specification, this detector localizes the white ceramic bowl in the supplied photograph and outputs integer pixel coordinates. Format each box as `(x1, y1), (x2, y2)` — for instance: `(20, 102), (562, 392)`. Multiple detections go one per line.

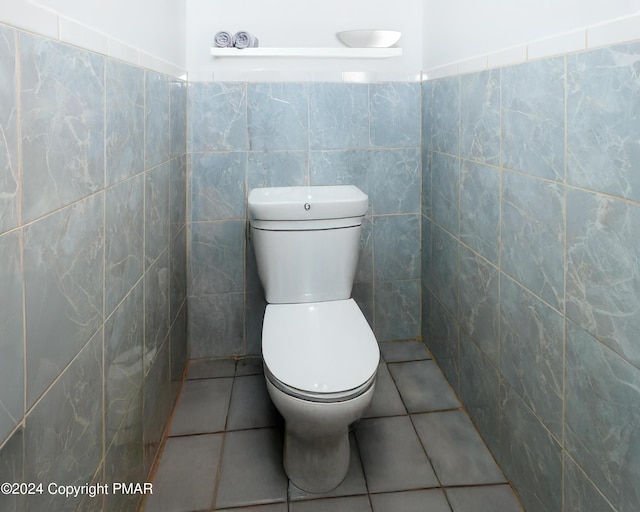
(337, 30), (401, 48)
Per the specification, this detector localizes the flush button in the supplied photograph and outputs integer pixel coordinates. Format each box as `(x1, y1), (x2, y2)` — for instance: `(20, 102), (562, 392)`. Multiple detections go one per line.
(304, 203), (311, 211)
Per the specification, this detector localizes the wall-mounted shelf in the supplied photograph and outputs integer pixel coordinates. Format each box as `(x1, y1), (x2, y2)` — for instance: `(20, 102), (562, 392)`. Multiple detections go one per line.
(210, 47), (402, 58)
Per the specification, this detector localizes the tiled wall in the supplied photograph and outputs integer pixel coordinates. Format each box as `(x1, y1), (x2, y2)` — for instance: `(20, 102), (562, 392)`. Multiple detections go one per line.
(0, 24), (188, 512)
(187, 81), (422, 358)
(422, 41), (640, 512)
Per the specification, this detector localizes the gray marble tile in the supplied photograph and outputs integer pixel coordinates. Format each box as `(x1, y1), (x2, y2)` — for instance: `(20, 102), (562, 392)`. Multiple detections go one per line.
(355, 416), (438, 493)
(378, 340), (431, 362)
(373, 214), (420, 281)
(105, 174), (144, 316)
(388, 360), (460, 412)
(24, 330), (102, 512)
(188, 294), (245, 358)
(422, 149), (432, 219)
(0, 25), (19, 234)
(216, 504), (287, 512)
(215, 428), (288, 509)
(459, 334), (500, 457)
(169, 226), (187, 324)
(0, 231), (23, 443)
(247, 83), (309, 150)
(169, 377), (233, 436)
(371, 489), (451, 512)
(105, 59), (144, 186)
(189, 220), (245, 296)
(460, 69), (501, 165)
(564, 454), (617, 512)
(170, 79), (187, 158)
(190, 152), (247, 221)
(169, 305), (188, 392)
(501, 57), (565, 181)
(429, 223), (459, 318)
(0, 427), (24, 512)
(144, 434), (222, 512)
(363, 362), (406, 418)
(567, 42), (640, 202)
(370, 82), (421, 148)
(427, 293), (459, 391)
(431, 152), (460, 236)
(104, 281), (143, 448)
(500, 274), (564, 439)
(354, 216), (373, 284)
(500, 385), (562, 512)
(309, 82), (369, 149)
(565, 321), (640, 512)
(145, 161), (171, 266)
(289, 433), (367, 501)
(431, 76), (460, 156)
(459, 160), (500, 264)
(374, 280), (421, 342)
(566, 187), (640, 367)
(169, 154), (187, 240)
(226, 375), (281, 430)
(369, 149), (421, 214)
(247, 150), (308, 190)
(20, 33), (104, 223)
(413, 411), (505, 486)
(459, 245), (499, 364)
(24, 194), (104, 408)
(501, 170), (565, 311)
(445, 485), (523, 512)
(309, 149), (369, 197)
(188, 82), (247, 152)
(421, 81), (433, 152)
(144, 250), (170, 372)
(143, 340), (171, 474)
(144, 70), (170, 170)
(290, 495), (372, 512)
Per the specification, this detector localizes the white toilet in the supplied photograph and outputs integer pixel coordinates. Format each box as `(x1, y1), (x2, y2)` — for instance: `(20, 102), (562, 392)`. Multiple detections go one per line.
(248, 185), (379, 493)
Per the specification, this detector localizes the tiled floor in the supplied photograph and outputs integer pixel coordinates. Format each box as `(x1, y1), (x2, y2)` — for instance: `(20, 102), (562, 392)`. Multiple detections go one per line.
(141, 342), (525, 512)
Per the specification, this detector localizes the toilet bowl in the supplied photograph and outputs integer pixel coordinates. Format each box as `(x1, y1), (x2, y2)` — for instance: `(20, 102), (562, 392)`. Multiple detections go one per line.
(248, 185), (379, 493)
(262, 299), (379, 493)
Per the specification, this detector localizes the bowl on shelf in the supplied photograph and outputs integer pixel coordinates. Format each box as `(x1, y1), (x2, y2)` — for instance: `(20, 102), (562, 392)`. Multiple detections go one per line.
(337, 30), (401, 48)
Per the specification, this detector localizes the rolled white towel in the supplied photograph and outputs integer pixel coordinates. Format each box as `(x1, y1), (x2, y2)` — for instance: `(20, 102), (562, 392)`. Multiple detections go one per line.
(233, 31), (259, 49)
(214, 31), (233, 48)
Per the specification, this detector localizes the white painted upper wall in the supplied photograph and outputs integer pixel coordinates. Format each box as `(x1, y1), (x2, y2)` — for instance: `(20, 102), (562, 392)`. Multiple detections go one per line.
(186, 0), (423, 81)
(0, 0), (187, 76)
(423, 0), (640, 71)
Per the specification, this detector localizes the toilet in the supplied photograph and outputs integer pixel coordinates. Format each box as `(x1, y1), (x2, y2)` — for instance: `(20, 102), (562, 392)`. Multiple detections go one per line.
(248, 185), (379, 493)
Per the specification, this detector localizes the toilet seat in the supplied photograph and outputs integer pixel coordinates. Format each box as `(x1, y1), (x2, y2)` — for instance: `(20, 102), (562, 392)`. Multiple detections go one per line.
(262, 299), (379, 401)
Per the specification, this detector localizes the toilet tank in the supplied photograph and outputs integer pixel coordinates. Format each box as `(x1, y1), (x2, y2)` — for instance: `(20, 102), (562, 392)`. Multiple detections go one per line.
(248, 186), (368, 304)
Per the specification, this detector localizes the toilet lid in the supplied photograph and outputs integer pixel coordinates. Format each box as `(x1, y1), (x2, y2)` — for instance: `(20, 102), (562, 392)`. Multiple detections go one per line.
(262, 299), (379, 396)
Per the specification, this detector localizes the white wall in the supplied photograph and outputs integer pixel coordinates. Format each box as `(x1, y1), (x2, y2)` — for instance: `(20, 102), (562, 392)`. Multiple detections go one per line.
(186, 0), (423, 81)
(0, 0), (187, 76)
(423, 0), (640, 71)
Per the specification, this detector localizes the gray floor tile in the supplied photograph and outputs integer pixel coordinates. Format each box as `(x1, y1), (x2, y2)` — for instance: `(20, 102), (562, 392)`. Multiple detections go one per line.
(235, 356), (264, 376)
(289, 495), (372, 512)
(363, 362), (406, 418)
(215, 428), (288, 509)
(445, 485), (524, 512)
(355, 416), (439, 493)
(388, 360), (461, 412)
(187, 358), (236, 379)
(370, 489), (452, 512)
(379, 341), (431, 362)
(413, 411), (506, 486)
(289, 433), (367, 501)
(215, 504), (287, 512)
(169, 378), (233, 436)
(226, 375), (282, 430)
(143, 434), (222, 512)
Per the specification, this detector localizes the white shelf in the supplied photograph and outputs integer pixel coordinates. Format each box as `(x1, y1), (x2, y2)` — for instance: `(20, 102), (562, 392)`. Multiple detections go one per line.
(210, 47), (402, 58)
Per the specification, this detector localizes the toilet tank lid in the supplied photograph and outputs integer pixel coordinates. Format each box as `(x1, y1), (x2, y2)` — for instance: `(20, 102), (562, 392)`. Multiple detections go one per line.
(248, 186), (368, 221)
(262, 299), (379, 395)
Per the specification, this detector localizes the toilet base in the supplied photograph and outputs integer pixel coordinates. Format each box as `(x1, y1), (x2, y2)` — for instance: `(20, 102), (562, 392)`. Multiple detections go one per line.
(284, 427), (350, 493)
(265, 377), (376, 494)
